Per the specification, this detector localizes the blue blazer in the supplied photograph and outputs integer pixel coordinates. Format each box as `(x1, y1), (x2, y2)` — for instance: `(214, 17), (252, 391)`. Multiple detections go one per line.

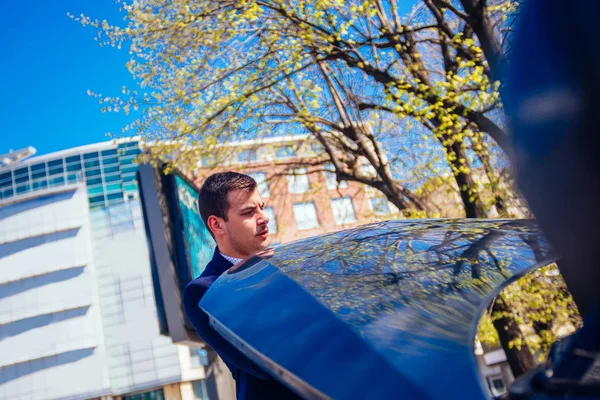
(183, 248), (302, 400)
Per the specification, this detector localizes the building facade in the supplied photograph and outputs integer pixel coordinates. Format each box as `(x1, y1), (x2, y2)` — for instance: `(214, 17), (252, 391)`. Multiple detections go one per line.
(0, 134), (402, 399)
(0, 140), (215, 400)
(191, 135), (399, 245)
(0, 134), (519, 399)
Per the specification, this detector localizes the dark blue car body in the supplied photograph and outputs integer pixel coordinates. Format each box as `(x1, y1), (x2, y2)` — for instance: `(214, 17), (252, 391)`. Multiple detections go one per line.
(200, 219), (556, 399)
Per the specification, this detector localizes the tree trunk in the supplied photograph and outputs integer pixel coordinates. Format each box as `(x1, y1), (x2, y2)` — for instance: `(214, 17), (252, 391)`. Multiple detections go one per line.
(449, 142), (487, 218)
(491, 295), (537, 378)
(459, 0), (506, 81)
(376, 181), (429, 216)
(474, 142), (509, 217)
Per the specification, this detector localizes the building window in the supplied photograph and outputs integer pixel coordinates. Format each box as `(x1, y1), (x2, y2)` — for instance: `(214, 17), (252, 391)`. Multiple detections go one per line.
(248, 172), (270, 198)
(67, 173), (79, 184)
(66, 155), (81, 163)
(87, 177), (103, 186)
(200, 154), (217, 167)
(102, 156), (119, 166)
(486, 375), (507, 397)
(360, 163), (377, 178)
(104, 165), (120, 174)
(122, 174), (137, 184)
(121, 147), (141, 157)
(107, 192), (124, 202)
(14, 168), (29, 183)
(122, 388), (165, 400)
(331, 197), (357, 225)
(293, 202), (319, 230)
(121, 165), (139, 175)
(88, 186), (104, 196)
(323, 164), (348, 190)
(31, 179), (47, 190)
(89, 194), (105, 206)
(1, 188), (14, 199)
(48, 158), (63, 167)
(118, 140), (139, 149)
(31, 162), (46, 172)
(104, 174), (121, 184)
(49, 176), (65, 186)
(0, 172), (12, 188)
(275, 145), (295, 159)
(192, 380), (211, 400)
(370, 197), (390, 215)
(15, 183), (30, 194)
(31, 163), (47, 180)
(84, 159), (101, 169)
(48, 165), (64, 176)
(262, 207), (277, 234)
(119, 157), (136, 166)
(85, 168), (101, 178)
(189, 347), (209, 368)
(102, 148), (118, 157)
(67, 161), (82, 172)
(105, 183), (122, 193)
(310, 142), (324, 155)
(238, 149), (257, 163)
(287, 168), (310, 194)
(124, 183), (138, 192)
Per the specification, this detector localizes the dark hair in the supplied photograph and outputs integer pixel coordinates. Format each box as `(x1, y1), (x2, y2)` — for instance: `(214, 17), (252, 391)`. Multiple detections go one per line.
(198, 172), (257, 231)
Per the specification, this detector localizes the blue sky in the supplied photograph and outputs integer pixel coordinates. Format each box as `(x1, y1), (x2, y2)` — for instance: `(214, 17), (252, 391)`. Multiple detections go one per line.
(0, 0), (138, 156)
(1, 1), (420, 157)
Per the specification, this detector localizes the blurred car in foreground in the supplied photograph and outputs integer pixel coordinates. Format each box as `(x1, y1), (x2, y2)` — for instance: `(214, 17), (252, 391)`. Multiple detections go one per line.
(201, 219), (557, 399)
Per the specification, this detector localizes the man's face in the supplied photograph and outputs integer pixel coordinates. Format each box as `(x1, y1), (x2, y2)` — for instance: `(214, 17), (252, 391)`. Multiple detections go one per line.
(220, 187), (270, 258)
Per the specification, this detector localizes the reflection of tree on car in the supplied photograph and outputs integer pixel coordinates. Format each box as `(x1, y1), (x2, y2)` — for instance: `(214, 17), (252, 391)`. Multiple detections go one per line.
(276, 220), (554, 347)
(478, 264), (582, 374)
(201, 219), (558, 399)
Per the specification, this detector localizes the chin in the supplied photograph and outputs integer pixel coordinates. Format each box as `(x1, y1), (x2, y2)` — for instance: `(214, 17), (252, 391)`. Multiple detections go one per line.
(259, 236), (270, 248)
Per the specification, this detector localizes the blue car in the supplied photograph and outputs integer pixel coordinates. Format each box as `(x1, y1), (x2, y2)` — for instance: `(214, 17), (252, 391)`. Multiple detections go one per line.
(201, 219), (556, 399)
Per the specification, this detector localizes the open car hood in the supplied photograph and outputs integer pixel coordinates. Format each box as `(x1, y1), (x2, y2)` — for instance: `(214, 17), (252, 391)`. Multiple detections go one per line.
(200, 219), (557, 399)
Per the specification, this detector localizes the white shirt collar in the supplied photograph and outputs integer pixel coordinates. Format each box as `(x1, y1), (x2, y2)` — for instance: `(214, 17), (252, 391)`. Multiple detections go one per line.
(220, 253), (244, 265)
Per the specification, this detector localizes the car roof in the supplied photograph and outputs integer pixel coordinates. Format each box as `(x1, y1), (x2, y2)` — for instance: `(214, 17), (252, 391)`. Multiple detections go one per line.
(202, 219), (557, 399)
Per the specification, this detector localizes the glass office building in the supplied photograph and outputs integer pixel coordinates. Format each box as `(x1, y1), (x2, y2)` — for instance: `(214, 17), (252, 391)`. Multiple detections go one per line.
(0, 140), (141, 207)
(0, 140), (219, 400)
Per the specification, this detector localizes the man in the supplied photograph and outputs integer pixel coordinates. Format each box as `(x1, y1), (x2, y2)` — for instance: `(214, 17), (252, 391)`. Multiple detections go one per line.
(183, 172), (302, 400)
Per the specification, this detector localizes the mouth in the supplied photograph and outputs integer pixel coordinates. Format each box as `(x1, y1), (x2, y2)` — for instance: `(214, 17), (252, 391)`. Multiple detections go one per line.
(257, 229), (269, 239)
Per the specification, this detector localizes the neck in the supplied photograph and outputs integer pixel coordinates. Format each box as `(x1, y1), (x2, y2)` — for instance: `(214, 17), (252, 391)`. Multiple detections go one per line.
(217, 241), (248, 260)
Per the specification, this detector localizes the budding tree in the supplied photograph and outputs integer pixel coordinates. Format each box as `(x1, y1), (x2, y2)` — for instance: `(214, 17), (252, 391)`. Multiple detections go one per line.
(72, 0), (521, 218)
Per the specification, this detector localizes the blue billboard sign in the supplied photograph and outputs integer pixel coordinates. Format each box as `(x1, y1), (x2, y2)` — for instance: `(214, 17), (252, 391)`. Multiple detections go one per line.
(175, 175), (215, 279)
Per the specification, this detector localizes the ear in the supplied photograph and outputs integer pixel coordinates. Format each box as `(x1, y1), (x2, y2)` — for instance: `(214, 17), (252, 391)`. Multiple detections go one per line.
(207, 215), (226, 237)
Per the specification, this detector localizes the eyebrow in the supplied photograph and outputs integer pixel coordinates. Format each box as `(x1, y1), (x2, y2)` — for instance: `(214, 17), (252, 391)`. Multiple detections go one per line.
(239, 202), (265, 214)
(239, 205), (257, 213)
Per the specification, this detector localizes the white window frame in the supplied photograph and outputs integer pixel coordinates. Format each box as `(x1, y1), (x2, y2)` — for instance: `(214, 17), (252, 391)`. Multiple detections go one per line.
(287, 168), (310, 194)
(238, 149), (257, 163)
(262, 206), (277, 234)
(323, 163), (348, 190)
(275, 145), (295, 159)
(331, 197), (357, 225)
(248, 172), (270, 198)
(293, 202), (320, 230)
(360, 163), (377, 178)
(369, 197), (390, 215)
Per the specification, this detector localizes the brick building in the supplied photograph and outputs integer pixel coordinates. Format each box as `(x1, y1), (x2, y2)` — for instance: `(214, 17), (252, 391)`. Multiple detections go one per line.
(189, 135), (399, 244)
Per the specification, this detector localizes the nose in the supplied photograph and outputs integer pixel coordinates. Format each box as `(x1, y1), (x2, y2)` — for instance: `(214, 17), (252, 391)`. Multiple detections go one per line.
(258, 208), (269, 226)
